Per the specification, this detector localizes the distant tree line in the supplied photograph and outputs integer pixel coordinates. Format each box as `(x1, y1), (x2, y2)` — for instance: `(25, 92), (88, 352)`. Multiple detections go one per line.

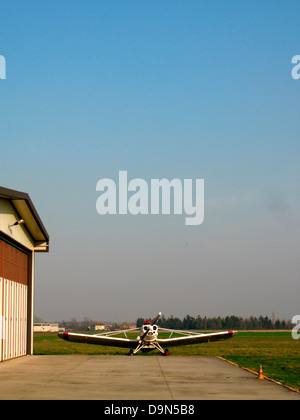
(35, 314), (293, 331)
(136, 314), (293, 330)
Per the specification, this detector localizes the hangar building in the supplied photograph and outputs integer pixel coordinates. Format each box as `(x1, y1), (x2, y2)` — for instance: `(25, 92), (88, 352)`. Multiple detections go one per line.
(0, 187), (49, 362)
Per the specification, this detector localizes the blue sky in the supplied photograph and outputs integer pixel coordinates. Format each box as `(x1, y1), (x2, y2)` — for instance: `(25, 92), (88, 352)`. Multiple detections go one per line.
(0, 1), (299, 322)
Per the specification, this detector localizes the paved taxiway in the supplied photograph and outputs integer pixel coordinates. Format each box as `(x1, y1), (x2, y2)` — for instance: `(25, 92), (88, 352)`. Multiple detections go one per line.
(0, 355), (299, 400)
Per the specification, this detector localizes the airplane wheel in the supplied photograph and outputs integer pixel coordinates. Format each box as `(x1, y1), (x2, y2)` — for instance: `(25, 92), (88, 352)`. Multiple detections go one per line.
(129, 349), (134, 356)
(164, 349), (170, 356)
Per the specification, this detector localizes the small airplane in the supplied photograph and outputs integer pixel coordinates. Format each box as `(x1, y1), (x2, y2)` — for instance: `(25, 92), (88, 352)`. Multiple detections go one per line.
(58, 312), (237, 355)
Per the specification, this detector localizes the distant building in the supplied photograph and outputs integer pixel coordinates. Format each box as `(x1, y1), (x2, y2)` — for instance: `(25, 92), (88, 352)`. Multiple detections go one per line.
(34, 323), (59, 333)
(89, 324), (106, 331)
(120, 322), (136, 330)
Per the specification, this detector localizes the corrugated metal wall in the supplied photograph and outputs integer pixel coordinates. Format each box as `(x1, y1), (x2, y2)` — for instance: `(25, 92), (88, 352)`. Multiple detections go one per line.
(0, 239), (29, 362)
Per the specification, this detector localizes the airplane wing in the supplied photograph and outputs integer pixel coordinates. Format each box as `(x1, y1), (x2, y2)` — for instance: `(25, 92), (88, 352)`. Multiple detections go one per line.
(157, 330), (237, 347)
(58, 332), (138, 349)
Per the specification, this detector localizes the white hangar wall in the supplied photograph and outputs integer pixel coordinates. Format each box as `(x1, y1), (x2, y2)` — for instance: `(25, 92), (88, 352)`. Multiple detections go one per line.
(0, 188), (49, 362)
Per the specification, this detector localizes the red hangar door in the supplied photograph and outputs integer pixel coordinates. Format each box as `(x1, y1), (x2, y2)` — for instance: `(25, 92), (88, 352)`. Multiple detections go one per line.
(0, 238), (30, 362)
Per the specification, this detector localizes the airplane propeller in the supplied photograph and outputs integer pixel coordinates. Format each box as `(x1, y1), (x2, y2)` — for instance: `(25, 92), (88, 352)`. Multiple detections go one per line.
(151, 312), (162, 325)
(140, 329), (149, 342)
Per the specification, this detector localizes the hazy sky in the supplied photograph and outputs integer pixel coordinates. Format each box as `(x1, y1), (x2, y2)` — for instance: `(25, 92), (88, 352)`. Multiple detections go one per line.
(0, 1), (299, 323)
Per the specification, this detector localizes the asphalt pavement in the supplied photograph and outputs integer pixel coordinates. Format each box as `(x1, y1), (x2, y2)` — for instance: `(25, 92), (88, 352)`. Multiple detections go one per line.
(0, 355), (299, 400)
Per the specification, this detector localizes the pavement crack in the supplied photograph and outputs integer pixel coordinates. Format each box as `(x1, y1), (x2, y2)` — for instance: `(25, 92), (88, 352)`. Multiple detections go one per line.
(156, 356), (174, 400)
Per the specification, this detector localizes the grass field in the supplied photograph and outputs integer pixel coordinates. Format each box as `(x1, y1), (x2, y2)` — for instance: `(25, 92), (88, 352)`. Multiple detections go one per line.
(34, 331), (300, 392)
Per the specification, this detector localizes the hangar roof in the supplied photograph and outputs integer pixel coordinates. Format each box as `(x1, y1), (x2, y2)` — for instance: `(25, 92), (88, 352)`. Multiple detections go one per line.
(0, 186), (49, 252)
